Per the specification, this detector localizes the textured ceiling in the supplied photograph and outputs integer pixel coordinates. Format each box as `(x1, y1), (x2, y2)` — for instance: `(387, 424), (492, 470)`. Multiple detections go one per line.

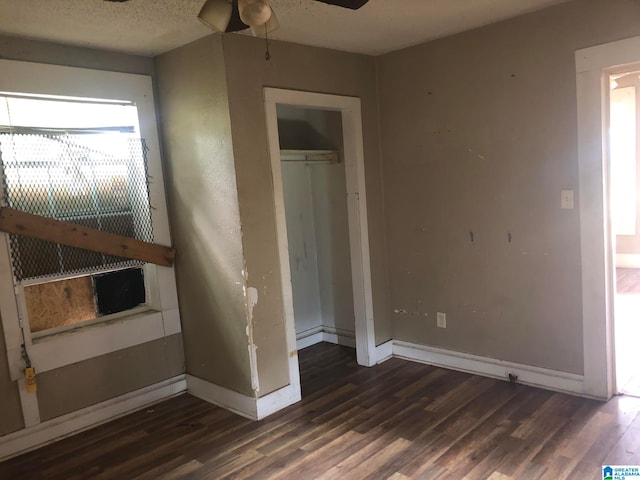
(0, 0), (570, 57)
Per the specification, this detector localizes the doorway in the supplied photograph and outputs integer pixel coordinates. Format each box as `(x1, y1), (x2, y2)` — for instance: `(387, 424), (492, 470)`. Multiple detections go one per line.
(575, 36), (640, 400)
(264, 88), (377, 397)
(277, 105), (357, 354)
(609, 68), (640, 396)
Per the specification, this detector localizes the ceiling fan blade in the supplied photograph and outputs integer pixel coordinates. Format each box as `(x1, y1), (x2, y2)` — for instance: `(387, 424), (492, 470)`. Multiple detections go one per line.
(198, 0), (249, 33)
(226, 1), (250, 32)
(313, 0), (369, 9)
(198, 0), (234, 32)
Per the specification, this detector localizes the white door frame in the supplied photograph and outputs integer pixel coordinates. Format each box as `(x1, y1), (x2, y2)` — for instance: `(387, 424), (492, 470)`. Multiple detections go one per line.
(264, 88), (377, 376)
(575, 36), (640, 399)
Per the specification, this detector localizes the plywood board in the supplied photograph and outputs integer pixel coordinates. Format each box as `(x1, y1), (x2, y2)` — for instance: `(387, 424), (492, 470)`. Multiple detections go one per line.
(0, 207), (175, 267)
(24, 276), (96, 333)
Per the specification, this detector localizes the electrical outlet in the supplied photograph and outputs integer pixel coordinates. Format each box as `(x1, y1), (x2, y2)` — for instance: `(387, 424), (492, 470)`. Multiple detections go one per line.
(437, 312), (446, 328)
(561, 189), (574, 209)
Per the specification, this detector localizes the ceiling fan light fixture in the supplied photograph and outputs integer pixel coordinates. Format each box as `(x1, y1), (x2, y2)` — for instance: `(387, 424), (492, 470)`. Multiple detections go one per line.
(198, 0), (233, 33)
(238, 0), (272, 27)
(249, 10), (279, 37)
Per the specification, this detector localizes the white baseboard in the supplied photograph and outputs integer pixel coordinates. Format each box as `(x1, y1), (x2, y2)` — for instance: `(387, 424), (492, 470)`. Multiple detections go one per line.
(297, 332), (324, 350)
(0, 374), (186, 462)
(322, 328), (356, 348)
(186, 375), (257, 419)
(256, 384), (301, 419)
(186, 375), (300, 420)
(392, 341), (585, 396)
(296, 327), (324, 350)
(375, 340), (393, 364)
(616, 253), (640, 268)
(296, 326), (355, 350)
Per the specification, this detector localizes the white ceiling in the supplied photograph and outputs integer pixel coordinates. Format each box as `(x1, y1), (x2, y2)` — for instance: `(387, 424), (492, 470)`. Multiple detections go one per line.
(0, 0), (569, 57)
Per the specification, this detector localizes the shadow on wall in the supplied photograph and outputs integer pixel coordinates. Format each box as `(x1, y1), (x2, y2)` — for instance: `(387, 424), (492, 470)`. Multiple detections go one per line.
(277, 119), (338, 151)
(170, 187), (251, 395)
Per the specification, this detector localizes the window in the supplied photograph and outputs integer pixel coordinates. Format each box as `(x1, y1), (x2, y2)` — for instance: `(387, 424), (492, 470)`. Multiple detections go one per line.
(0, 95), (154, 279)
(0, 94), (154, 334)
(0, 59), (179, 385)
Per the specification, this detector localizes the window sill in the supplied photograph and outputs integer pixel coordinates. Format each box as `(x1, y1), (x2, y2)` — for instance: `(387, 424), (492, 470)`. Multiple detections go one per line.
(30, 305), (153, 341)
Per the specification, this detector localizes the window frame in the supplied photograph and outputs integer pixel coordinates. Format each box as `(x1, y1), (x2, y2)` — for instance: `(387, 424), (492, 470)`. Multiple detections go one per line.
(0, 59), (180, 383)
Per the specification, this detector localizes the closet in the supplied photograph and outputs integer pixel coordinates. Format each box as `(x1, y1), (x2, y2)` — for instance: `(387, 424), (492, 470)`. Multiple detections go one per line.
(277, 105), (355, 349)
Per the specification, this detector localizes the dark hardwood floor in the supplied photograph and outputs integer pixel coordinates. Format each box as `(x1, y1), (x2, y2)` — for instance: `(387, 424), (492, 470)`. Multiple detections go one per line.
(2, 342), (640, 479)
(616, 268), (640, 396)
(617, 268), (640, 294)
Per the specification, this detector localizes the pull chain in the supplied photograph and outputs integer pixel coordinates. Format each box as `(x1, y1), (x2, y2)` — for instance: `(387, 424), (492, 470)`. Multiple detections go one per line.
(265, 22), (271, 61)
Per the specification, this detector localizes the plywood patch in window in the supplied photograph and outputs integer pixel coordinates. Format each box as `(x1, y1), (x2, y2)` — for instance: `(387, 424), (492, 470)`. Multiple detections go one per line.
(24, 276), (96, 333)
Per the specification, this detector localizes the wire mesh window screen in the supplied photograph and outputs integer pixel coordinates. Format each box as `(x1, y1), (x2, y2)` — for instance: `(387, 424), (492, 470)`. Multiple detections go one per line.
(0, 133), (154, 281)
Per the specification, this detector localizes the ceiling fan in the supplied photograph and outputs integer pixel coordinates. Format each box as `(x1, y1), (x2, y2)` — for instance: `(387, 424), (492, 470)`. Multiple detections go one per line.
(197, 0), (371, 37)
(104, 0), (371, 37)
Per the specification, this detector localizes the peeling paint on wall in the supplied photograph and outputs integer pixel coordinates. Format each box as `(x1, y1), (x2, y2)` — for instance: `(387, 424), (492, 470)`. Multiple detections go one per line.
(243, 265), (260, 394)
(247, 342), (259, 393)
(393, 308), (428, 317)
(467, 147), (486, 161)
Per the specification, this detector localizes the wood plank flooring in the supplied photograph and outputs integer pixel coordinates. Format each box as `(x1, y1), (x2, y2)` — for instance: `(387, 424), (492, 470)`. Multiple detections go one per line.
(2, 342), (640, 479)
(616, 268), (640, 396)
(617, 268), (640, 294)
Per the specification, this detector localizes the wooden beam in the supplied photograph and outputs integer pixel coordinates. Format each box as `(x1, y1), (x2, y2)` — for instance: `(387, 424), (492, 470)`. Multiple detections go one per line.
(0, 207), (176, 268)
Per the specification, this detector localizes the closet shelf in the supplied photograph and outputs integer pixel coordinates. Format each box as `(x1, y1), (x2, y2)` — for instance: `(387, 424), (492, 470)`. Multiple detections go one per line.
(280, 149), (339, 164)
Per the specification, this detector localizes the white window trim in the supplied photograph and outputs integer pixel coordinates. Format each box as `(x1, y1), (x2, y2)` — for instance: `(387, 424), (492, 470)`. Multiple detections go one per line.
(0, 59), (180, 384)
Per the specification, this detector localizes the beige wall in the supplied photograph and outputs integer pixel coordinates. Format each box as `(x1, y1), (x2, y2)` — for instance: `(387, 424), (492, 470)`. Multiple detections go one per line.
(0, 316), (22, 436)
(377, 0), (640, 375)
(222, 34), (391, 396)
(0, 34), (153, 74)
(38, 334), (184, 421)
(155, 36), (254, 395)
(0, 37), (184, 436)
